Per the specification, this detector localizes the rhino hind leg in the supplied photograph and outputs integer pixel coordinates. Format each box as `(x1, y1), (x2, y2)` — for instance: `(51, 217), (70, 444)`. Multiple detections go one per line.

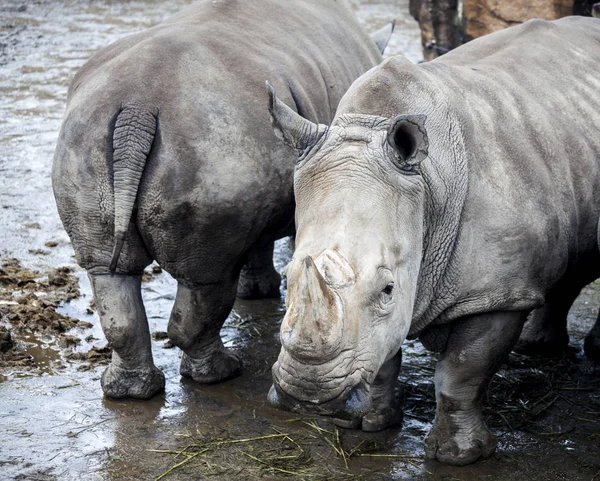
(90, 274), (165, 399)
(584, 310), (600, 362)
(424, 311), (526, 466)
(168, 281), (241, 383)
(514, 279), (585, 357)
(237, 240), (281, 299)
(513, 302), (572, 357)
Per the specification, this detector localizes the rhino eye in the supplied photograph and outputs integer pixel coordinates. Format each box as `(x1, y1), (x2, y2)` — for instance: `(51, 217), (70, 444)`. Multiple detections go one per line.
(382, 284), (394, 295)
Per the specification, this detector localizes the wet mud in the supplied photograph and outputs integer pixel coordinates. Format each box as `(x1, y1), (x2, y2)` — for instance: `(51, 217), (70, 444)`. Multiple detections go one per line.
(0, 1), (599, 480)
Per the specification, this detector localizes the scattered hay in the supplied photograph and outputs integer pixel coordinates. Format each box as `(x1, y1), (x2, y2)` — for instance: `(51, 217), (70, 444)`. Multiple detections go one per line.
(152, 418), (423, 480)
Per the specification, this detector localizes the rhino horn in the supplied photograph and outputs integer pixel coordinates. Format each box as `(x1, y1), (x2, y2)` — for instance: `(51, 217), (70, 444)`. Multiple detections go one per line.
(281, 256), (343, 361)
(265, 81), (327, 152)
(301, 255), (337, 314)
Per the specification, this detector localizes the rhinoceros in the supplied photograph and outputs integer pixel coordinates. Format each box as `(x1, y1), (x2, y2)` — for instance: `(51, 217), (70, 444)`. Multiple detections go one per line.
(52, 0), (393, 400)
(266, 17), (600, 465)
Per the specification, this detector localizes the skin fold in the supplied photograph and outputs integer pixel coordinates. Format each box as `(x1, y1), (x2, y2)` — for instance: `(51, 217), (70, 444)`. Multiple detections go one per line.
(52, 0), (391, 399)
(267, 17), (600, 465)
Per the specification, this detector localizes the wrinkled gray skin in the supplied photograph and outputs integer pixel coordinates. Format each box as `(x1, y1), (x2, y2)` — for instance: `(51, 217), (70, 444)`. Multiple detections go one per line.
(52, 0), (390, 400)
(267, 17), (600, 465)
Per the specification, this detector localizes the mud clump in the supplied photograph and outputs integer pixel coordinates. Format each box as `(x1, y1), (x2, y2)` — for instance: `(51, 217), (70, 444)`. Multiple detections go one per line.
(142, 264), (163, 283)
(0, 326), (13, 352)
(0, 258), (38, 287)
(4, 294), (89, 335)
(66, 345), (111, 371)
(0, 350), (35, 371)
(0, 258), (89, 374)
(151, 331), (168, 340)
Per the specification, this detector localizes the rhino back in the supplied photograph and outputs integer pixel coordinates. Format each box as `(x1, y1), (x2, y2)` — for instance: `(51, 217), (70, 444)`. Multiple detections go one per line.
(54, 0), (381, 283)
(435, 18), (600, 322)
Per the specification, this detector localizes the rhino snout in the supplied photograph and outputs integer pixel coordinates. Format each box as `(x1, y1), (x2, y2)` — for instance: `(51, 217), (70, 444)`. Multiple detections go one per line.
(267, 380), (372, 422)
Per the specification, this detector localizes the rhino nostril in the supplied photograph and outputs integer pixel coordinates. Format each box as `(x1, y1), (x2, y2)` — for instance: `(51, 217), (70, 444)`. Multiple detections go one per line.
(281, 327), (293, 343)
(344, 384), (371, 417)
(267, 384), (279, 407)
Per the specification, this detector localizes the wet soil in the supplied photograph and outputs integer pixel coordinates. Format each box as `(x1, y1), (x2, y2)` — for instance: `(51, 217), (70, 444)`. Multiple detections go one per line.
(0, 1), (599, 480)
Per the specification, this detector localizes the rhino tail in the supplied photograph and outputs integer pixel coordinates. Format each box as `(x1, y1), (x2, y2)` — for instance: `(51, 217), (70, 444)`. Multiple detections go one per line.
(109, 103), (158, 272)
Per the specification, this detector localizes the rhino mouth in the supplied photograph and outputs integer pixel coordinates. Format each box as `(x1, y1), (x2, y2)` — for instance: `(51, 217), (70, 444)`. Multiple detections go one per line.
(269, 354), (374, 421)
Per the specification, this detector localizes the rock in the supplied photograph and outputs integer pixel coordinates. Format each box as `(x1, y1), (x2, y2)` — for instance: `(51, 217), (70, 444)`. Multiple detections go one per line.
(463, 0), (573, 39)
(409, 0), (594, 59)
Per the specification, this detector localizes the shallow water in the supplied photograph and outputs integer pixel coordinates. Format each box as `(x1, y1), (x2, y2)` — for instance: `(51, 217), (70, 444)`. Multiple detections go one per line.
(0, 1), (599, 480)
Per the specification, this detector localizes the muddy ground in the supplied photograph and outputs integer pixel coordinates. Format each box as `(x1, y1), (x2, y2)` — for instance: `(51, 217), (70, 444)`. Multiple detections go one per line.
(0, 1), (599, 480)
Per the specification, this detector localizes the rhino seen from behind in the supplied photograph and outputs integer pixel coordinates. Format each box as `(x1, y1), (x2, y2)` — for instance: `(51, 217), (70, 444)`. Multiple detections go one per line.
(52, 0), (394, 400)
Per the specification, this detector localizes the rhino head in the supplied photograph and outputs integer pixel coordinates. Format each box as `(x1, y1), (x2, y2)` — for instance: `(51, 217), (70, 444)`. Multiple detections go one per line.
(266, 83), (429, 426)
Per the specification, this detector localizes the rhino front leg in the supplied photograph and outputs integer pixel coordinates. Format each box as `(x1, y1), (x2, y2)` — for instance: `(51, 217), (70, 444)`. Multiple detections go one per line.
(237, 240), (281, 299)
(362, 350), (403, 432)
(425, 311), (526, 466)
(91, 274), (165, 399)
(168, 281), (241, 383)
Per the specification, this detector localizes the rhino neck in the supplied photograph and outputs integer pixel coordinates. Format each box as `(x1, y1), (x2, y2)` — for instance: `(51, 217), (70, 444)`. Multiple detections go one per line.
(409, 116), (468, 336)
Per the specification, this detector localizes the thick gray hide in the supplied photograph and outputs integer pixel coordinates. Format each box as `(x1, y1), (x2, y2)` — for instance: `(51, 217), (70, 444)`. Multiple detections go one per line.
(268, 17), (600, 466)
(52, 0), (384, 399)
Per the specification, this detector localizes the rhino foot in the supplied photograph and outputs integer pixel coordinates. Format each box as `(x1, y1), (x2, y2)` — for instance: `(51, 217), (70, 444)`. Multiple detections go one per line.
(424, 420), (496, 466)
(332, 402), (402, 432)
(101, 363), (165, 400)
(180, 349), (241, 384)
(361, 403), (403, 432)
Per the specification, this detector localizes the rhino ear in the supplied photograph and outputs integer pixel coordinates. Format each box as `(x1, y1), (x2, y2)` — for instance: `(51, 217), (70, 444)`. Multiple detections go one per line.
(266, 81), (327, 153)
(386, 114), (428, 169)
(371, 20), (395, 54)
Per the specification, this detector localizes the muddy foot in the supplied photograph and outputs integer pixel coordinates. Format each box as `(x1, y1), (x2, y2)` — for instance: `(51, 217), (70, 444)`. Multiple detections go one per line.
(101, 363), (165, 399)
(361, 403), (403, 432)
(424, 421), (496, 466)
(237, 267), (281, 299)
(331, 399), (402, 432)
(180, 349), (241, 384)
